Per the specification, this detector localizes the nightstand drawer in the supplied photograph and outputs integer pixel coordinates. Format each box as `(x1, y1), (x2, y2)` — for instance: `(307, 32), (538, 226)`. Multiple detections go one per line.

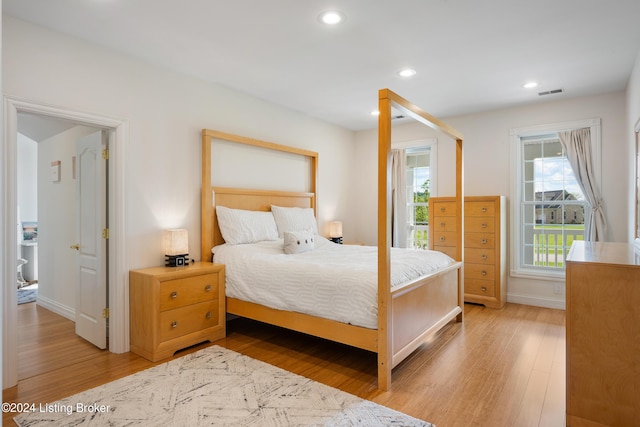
(159, 273), (219, 311)
(160, 301), (220, 342)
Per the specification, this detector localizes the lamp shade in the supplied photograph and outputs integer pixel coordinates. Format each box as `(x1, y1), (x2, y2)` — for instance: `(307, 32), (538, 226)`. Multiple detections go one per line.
(163, 229), (189, 255)
(329, 221), (343, 238)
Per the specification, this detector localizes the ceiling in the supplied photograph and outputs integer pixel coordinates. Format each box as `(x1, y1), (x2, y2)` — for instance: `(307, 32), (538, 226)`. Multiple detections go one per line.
(4, 0), (640, 131)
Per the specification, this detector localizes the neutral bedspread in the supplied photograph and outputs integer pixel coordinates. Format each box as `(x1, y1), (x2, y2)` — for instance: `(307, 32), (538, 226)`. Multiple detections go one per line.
(212, 236), (455, 329)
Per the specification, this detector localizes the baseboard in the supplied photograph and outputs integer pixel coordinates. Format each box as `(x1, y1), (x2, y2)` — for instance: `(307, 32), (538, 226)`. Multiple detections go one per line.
(507, 292), (565, 310)
(36, 294), (75, 321)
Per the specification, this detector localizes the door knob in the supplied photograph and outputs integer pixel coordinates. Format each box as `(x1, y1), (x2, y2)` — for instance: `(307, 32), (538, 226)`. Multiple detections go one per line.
(70, 244), (80, 250)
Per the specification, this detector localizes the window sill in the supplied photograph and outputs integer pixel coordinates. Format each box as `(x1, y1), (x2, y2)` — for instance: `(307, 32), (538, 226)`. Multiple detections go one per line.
(510, 269), (565, 282)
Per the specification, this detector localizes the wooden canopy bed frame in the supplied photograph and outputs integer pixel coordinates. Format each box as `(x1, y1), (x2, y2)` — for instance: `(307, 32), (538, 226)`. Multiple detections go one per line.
(201, 89), (464, 390)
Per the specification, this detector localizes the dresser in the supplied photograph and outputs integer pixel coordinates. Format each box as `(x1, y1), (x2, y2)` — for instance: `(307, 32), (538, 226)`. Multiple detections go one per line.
(565, 241), (640, 426)
(429, 195), (507, 308)
(129, 262), (225, 362)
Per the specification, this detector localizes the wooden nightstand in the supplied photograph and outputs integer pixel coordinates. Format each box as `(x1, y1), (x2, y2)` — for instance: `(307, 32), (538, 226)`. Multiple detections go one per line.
(129, 262), (225, 362)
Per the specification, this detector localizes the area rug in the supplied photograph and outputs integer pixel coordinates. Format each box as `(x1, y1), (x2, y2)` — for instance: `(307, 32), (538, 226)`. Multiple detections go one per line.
(17, 284), (37, 305)
(13, 345), (433, 426)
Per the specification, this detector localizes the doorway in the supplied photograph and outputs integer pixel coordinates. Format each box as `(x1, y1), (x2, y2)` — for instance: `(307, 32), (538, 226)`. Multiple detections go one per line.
(16, 116), (107, 373)
(3, 98), (129, 389)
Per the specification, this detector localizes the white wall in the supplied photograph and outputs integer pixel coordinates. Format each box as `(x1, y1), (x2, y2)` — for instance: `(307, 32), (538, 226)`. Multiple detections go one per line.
(626, 50), (640, 240)
(3, 16), (357, 270)
(354, 91), (627, 308)
(17, 133), (37, 224)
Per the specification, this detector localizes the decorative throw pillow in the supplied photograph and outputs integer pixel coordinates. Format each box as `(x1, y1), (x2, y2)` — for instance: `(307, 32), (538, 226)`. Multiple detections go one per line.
(215, 206), (279, 245)
(283, 229), (315, 254)
(271, 205), (318, 237)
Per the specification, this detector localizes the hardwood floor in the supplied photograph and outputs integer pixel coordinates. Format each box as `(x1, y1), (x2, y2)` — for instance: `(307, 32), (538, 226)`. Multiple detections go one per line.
(3, 302), (566, 426)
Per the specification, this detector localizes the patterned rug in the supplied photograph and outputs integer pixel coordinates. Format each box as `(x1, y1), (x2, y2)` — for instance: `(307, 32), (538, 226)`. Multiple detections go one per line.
(13, 345), (434, 426)
(17, 284), (37, 305)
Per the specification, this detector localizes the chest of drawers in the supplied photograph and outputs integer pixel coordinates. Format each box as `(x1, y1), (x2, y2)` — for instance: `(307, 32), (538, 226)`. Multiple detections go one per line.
(429, 195), (507, 308)
(129, 262), (225, 361)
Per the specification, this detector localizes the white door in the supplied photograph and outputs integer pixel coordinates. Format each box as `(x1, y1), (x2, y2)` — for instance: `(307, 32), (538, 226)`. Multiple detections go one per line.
(74, 131), (107, 349)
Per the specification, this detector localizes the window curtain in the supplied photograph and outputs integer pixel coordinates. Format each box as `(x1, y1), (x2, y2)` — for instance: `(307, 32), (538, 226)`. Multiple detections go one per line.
(558, 128), (607, 241)
(391, 149), (408, 247)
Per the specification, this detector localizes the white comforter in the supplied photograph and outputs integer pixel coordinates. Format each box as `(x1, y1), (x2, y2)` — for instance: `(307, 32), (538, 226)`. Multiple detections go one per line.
(212, 236), (455, 329)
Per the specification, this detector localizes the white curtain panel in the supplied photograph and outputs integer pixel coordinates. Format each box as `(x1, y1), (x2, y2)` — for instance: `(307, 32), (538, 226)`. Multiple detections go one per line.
(391, 149), (408, 248)
(558, 128), (607, 241)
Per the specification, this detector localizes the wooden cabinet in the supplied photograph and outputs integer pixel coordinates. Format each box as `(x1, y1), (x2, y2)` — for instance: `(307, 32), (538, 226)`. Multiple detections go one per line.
(565, 241), (640, 427)
(429, 195), (507, 308)
(129, 262), (225, 362)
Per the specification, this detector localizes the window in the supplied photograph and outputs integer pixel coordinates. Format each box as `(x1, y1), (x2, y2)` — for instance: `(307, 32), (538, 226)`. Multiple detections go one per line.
(406, 147), (431, 249)
(392, 138), (437, 249)
(510, 119), (601, 279)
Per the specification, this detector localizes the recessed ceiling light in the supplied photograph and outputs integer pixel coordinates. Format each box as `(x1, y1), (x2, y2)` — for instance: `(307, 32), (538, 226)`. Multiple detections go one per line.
(319, 11), (344, 25)
(371, 110), (380, 116)
(398, 68), (417, 78)
(523, 81), (539, 89)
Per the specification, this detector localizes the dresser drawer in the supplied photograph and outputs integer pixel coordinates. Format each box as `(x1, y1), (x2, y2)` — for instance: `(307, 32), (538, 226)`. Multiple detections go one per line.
(432, 231), (458, 247)
(465, 263), (495, 280)
(466, 201), (495, 217)
(159, 300), (220, 342)
(465, 247), (494, 264)
(159, 273), (219, 311)
(432, 218), (457, 232)
(432, 201), (457, 217)
(465, 233), (495, 248)
(434, 245), (457, 258)
(465, 217), (495, 233)
(465, 278), (496, 297)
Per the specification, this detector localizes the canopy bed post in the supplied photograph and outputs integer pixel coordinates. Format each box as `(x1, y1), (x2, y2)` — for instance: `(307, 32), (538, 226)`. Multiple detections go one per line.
(377, 90), (393, 391)
(455, 138), (464, 321)
(202, 130), (213, 262)
(377, 89), (465, 389)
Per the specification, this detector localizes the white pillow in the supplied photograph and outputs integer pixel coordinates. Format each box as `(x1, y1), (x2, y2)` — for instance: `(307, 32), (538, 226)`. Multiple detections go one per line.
(215, 206), (279, 245)
(271, 205), (318, 237)
(283, 229), (315, 254)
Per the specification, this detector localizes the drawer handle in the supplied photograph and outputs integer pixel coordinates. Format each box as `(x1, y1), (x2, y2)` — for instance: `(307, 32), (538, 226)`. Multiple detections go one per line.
(481, 238), (487, 244)
(204, 284), (212, 292)
(171, 321), (178, 328)
(481, 270), (487, 276)
(481, 223), (487, 228)
(481, 286), (487, 292)
(440, 222), (445, 227)
(481, 254), (487, 260)
(440, 236), (445, 241)
(440, 207), (445, 213)
(481, 207), (487, 212)
(205, 311), (212, 319)
(170, 291), (178, 299)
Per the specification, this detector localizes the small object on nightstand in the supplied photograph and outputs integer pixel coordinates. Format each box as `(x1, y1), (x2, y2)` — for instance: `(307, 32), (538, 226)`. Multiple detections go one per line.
(163, 228), (190, 267)
(329, 221), (343, 244)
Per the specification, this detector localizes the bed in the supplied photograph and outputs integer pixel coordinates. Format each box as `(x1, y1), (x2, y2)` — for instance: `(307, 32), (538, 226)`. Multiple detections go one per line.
(201, 89), (465, 390)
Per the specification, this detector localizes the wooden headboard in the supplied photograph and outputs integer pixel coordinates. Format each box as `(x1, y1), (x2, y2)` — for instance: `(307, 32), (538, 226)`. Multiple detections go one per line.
(209, 187), (315, 249)
(201, 129), (318, 261)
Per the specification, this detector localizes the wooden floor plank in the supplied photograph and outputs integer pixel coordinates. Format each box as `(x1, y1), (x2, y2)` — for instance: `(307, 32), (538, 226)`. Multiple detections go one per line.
(3, 302), (566, 426)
